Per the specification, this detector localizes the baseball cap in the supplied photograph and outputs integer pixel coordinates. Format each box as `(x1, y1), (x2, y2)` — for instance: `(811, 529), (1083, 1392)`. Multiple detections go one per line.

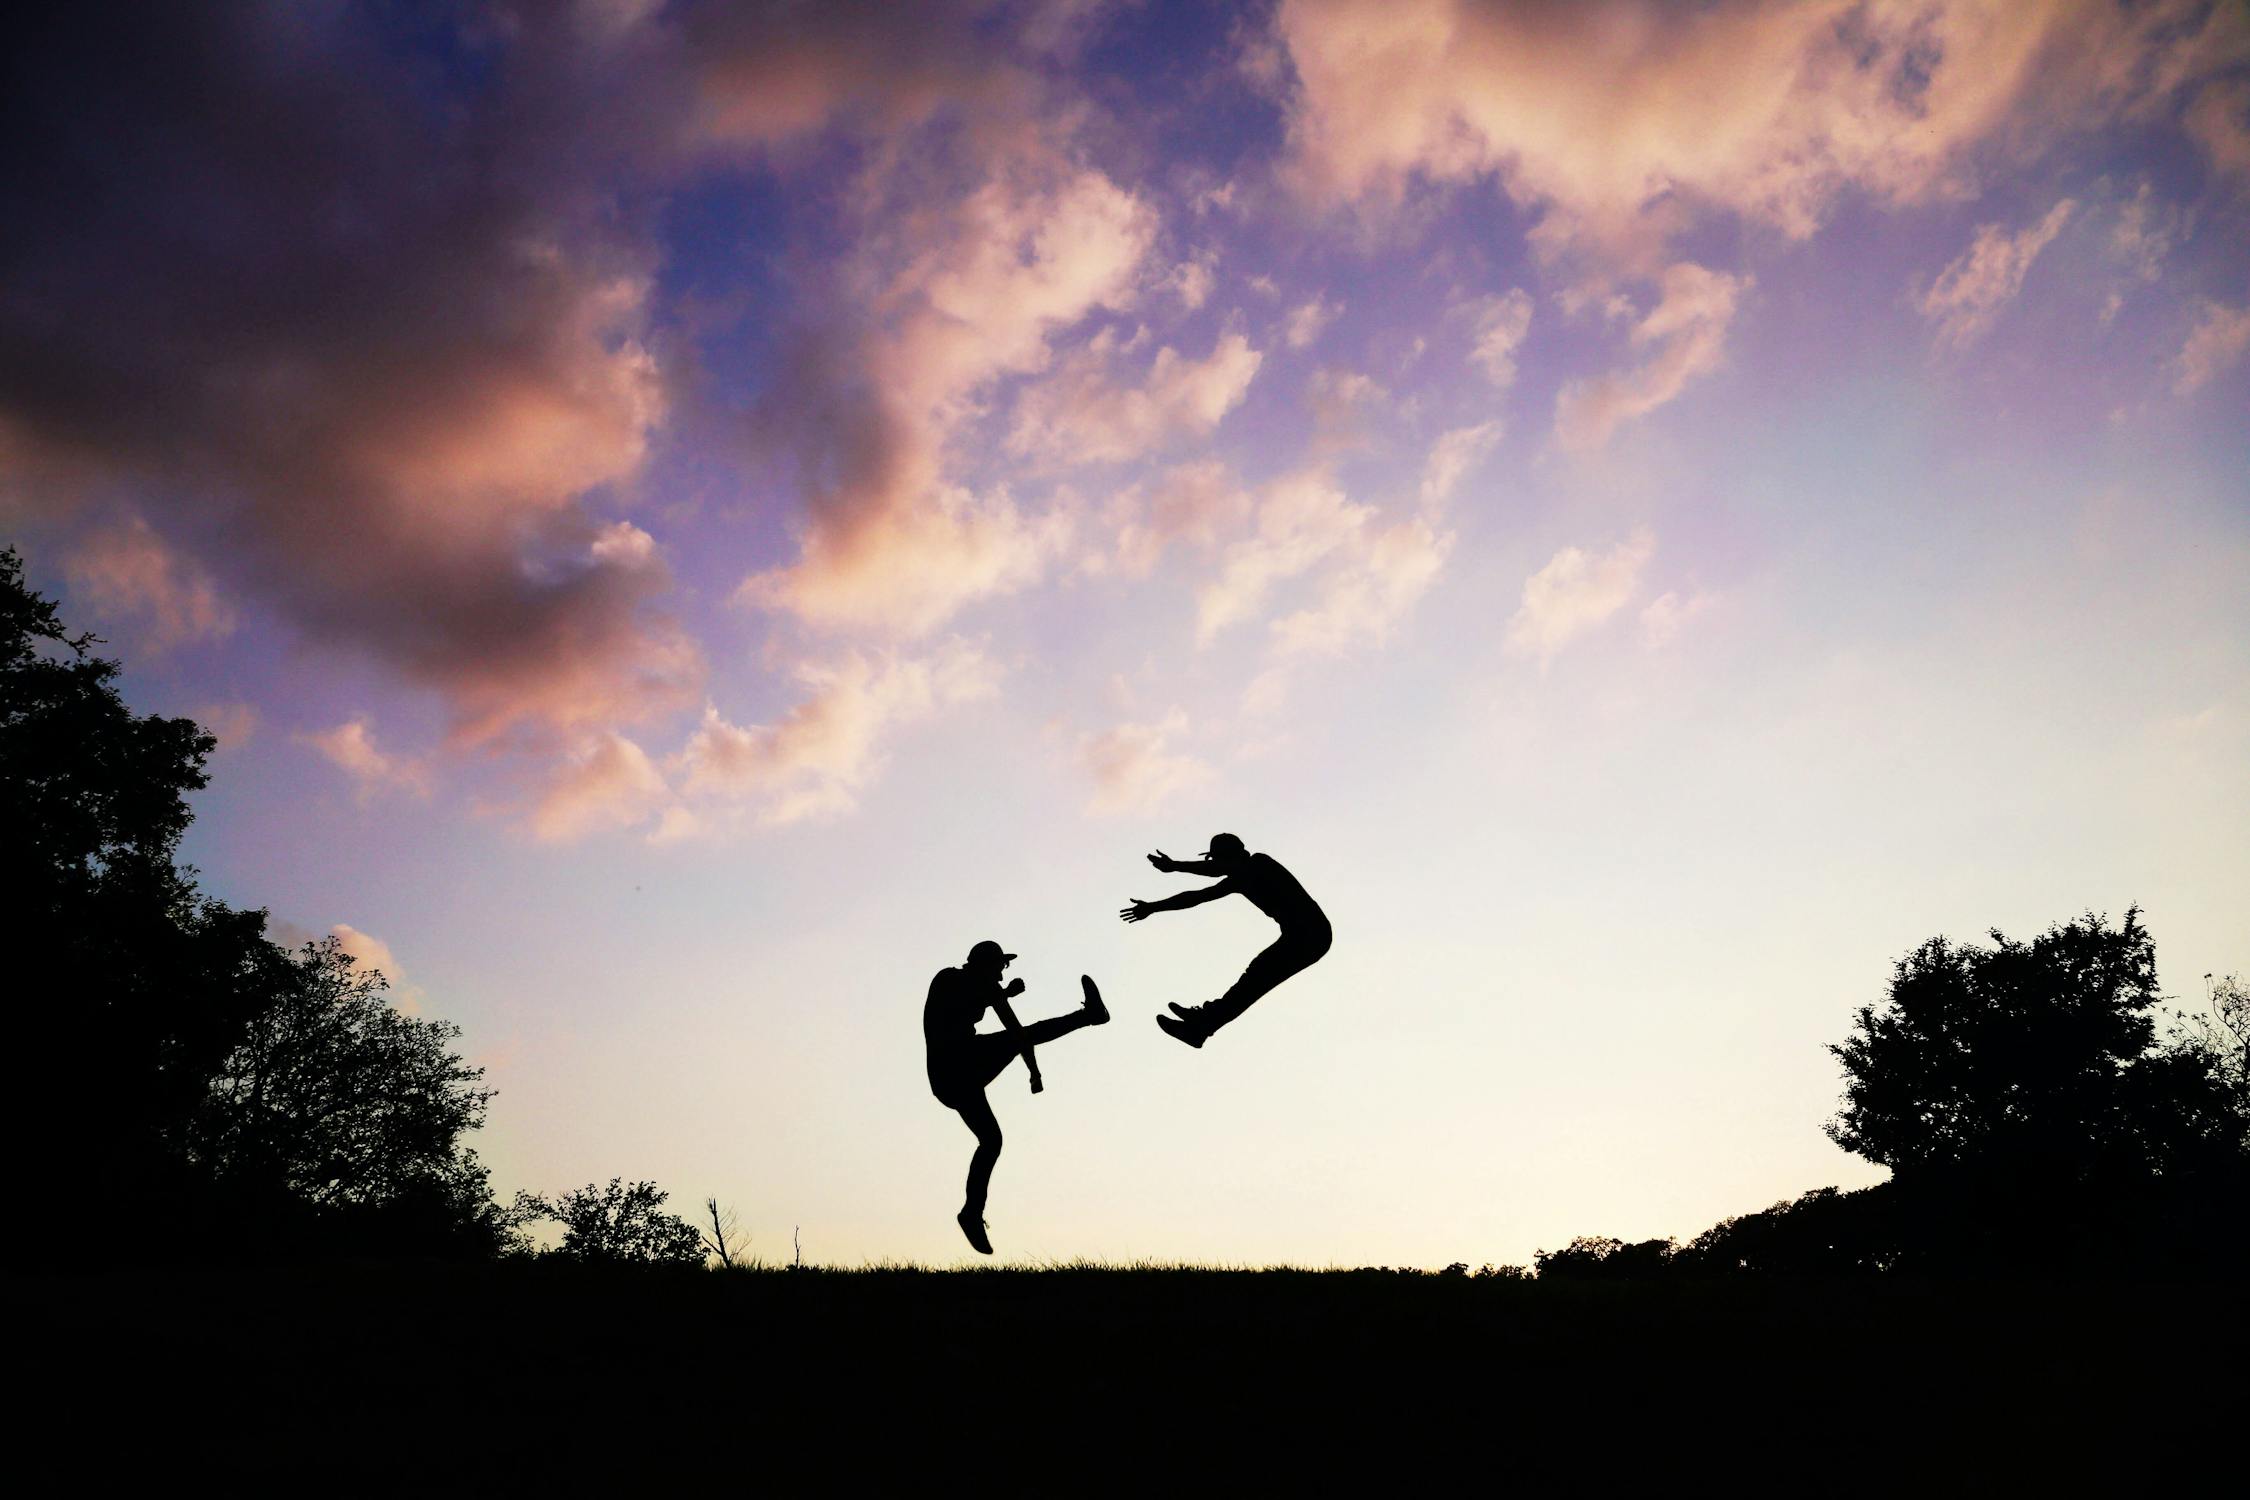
(967, 939), (1017, 965)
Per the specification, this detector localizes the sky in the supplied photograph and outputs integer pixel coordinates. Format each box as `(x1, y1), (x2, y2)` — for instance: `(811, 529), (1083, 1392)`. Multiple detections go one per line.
(4, 0), (2246, 1267)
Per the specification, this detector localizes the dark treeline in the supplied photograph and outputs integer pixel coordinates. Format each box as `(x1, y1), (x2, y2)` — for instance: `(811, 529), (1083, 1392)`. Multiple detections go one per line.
(6, 546), (2244, 1273)
(1538, 915), (2247, 1279)
(4, 548), (713, 1266)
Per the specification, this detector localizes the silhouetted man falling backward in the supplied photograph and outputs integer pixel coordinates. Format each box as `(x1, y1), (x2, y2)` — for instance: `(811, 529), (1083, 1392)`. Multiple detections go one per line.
(924, 940), (1109, 1255)
(1122, 833), (1332, 1049)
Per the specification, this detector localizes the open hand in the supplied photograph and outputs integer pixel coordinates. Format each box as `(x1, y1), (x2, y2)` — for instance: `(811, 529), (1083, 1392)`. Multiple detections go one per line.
(1146, 849), (1175, 873)
(1120, 899), (1153, 923)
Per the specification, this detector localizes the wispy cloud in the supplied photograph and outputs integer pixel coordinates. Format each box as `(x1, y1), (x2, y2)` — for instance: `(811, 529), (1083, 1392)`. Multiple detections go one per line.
(529, 733), (669, 843)
(1197, 470), (1370, 643)
(1285, 292), (1343, 349)
(1419, 421), (1502, 513)
(300, 718), (430, 801)
(1009, 328), (1262, 468)
(668, 640), (1002, 831)
(1106, 461), (1253, 578)
(2173, 299), (2250, 394)
(739, 149), (1156, 636)
(1556, 265), (1744, 451)
(1274, 0), (2241, 272)
(1918, 199), (2077, 350)
(1504, 528), (1656, 666)
(1464, 290), (1533, 387)
(1080, 710), (1214, 816)
(331, 924), (425, 1013)
(63, 516), (233, 652)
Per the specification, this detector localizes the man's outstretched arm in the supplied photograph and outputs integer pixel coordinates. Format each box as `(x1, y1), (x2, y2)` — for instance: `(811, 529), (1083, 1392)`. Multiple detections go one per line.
(1147, 849), (1224, 876)
(1120, 884), (1232, 922)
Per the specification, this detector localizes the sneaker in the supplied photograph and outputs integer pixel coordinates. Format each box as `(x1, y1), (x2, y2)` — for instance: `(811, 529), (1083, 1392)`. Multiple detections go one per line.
(1168, 1001), (1206, 1022)
(957, 1210), (993, 1255)
(1080, 974), (1110, 1024)
(1156, 1013), (1206, 1049)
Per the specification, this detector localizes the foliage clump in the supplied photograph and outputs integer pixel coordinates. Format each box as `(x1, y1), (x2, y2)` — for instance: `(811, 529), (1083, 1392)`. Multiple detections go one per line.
(522, 1179), (708, 1268)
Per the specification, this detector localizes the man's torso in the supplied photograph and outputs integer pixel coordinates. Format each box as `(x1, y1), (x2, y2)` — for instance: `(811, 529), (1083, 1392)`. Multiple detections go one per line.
(924, 966), (992, 1081)
(1230, 853), (1326, 932)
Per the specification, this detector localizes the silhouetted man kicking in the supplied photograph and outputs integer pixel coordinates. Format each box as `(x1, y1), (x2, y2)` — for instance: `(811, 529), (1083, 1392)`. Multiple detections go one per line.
(925, 940), (1108, 1255)
(1121, 833), (1331, 1048)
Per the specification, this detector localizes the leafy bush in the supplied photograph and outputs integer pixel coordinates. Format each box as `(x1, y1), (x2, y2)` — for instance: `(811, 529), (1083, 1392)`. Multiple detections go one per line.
(527, 1179), (707, 1267)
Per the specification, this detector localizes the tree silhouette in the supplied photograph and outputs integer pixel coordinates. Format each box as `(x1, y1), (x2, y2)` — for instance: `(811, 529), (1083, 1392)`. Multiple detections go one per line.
(1827, 909), (2245, 1188)
(190, 935), (515, 1254)
(5, 549), (518, 1261)
(528, 1179), (707, 1267)
(1532, 1235), (1675, 1279)
(4, 547), (278, 1253)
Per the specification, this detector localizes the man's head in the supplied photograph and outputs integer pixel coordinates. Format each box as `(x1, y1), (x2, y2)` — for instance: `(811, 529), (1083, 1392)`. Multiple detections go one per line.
(965, 939), (1016, 977)
(1205, 832), (1248, 867)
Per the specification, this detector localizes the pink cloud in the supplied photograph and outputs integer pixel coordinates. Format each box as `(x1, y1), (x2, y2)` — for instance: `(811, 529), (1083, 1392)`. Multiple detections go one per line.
(1917, 199), (2077, 350)
(1640, 589), (1715, 648)
(2173, 299), (2250, 394)
(331, 923), (423, 1013)
(1273, 0), (2247, 270)
(1158, 252), (1220, 309)
(63, 516), (233, 651)
(1197, 470), (1373, 642)
(529, 733), (669, 843)
(1419, 421), (1502, 513)
(1285, 293), (1343, 349)
(1555, 264), (1746, 451)
(1269, 515), (1451, 659)
(1106, 460), (1255, 578)
(1464, 290), (1534, 387)
(2, 10), (698, 750)
(741, 151), (1159, 635)
(670, 639), (1002, 829)
(195, 702), (261, 753)
(1079, 709), (1214, 816)
(687, 0), (1016, 147)
(1009, 328), (1264, 467)
(1504, 527), (1657, 666)
(299, 718), (430, 801)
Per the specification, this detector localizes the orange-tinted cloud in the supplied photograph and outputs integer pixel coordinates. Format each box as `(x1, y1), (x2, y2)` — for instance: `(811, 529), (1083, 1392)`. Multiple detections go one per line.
(63, 516), (234, 652)
(1104, 460), (1255, 578)
(1918, 200), (2077, 350)
(1464, 290), (1534, 387)
(740, 151), (1158, 635)
(0, 9), (698, 748)
(1009, 328), (1263, 468)
(1555, 264), (1746, 450)
(669, 639), (1002, 829)
(1504, 527), (1657, 666)
(2173, 299), (2250, 394)
(1275, 0), (2247, 269)
(300, 718), (430, 801)
(1197, 470), (1373, 643)
(1079, 709), (1214, 816)
(529, 732), (670, 843)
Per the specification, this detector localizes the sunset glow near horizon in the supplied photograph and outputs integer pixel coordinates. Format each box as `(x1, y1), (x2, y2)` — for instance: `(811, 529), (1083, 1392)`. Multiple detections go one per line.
(5, 1), (2246, 1266)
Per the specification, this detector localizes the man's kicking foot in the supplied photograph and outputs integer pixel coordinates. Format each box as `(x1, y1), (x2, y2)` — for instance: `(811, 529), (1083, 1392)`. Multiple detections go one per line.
(1156, 1006), (1208, 1049)
(1081, 974), (1110, 1025)
(958, 1209), (993, 1255)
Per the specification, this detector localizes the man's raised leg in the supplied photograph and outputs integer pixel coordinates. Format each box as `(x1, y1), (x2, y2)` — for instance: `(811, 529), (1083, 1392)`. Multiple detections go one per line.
(1017, 976), (1109, 1046)
(1165, 932), (1328, 1043)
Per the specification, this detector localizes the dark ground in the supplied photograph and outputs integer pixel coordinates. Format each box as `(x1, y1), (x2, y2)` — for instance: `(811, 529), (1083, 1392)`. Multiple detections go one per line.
(20, 1262), (2246, 1488)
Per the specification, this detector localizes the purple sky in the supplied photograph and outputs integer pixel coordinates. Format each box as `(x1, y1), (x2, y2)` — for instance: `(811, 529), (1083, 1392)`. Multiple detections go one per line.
(5, 2), (2246, 1264)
